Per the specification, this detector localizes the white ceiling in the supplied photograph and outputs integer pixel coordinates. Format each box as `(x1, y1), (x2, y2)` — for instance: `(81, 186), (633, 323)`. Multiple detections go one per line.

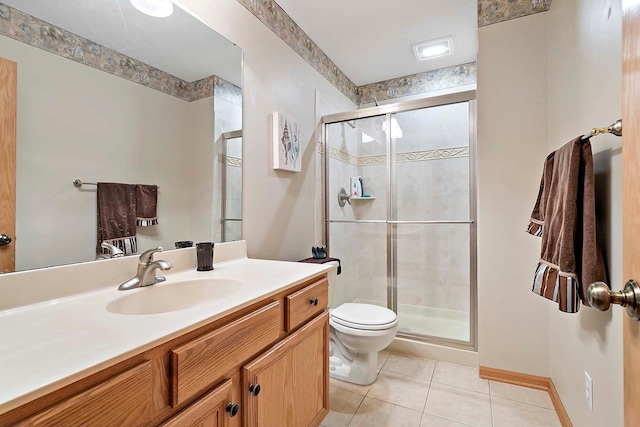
(275, 0), (478, 86)
(3, 0), (242, 86)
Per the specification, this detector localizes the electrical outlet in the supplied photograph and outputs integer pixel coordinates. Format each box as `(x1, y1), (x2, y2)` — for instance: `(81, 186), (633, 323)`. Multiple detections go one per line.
(585, 371), (593, 410)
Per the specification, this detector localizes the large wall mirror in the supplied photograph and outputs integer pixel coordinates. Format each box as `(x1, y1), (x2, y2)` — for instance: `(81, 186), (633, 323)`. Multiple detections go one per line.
(0, 0), (242, 272)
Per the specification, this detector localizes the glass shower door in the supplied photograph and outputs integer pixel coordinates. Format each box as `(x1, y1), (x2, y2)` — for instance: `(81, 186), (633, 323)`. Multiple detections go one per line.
(325, 115), (389, 310)
(221, 130), (242, 242)
(391, 102), (475, 343)
(323, 92), (477, 348)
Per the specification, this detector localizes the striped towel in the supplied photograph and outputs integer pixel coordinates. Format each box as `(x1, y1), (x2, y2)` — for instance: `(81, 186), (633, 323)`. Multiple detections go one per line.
(526, 137), (607, 313)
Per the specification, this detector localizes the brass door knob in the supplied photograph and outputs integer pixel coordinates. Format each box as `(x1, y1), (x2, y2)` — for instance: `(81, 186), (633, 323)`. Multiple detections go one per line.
(587, 280), (640, 320)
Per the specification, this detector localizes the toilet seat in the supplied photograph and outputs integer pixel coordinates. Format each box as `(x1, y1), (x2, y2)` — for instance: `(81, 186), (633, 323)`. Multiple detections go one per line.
(330, 303), (398, 331)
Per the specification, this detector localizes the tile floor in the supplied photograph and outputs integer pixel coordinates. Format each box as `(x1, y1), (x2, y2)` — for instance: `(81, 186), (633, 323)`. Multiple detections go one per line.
(322, 351), (562, 427)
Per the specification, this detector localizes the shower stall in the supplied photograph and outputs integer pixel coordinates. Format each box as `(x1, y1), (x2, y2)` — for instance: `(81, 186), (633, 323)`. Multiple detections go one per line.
(322, 91), (477, 348)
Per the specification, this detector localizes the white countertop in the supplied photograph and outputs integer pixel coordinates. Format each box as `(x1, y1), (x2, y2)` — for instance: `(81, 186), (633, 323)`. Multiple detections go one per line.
(0, 254), (332, 414)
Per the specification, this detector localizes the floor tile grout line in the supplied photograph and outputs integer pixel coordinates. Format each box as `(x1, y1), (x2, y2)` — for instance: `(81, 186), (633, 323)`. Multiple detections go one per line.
(379, 367), (435, 383)
(347, 396), (423, 427)
(430, 378), (490, 395)
(422, 381), (492, 427)
(490, 394), (559, 412)
(418, 378), (433, 427)
(421, 411), (479, 427)
(345, 392), (367, 427)
(489, 392), (495, 427)
(488, 382), (557, 410)
(490, 395), (557, 410)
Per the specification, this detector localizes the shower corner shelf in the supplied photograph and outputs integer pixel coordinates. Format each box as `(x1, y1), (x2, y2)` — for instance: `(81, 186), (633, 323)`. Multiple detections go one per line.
(351, 196), (375, 200)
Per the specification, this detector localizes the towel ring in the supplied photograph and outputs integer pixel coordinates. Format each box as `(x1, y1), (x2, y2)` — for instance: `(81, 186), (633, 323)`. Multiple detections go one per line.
(587, 280), (640, 320)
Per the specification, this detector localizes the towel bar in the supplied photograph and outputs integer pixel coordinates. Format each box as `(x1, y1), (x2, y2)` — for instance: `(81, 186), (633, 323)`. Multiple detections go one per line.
(587, 279), (640, 320)
(73, 179), (160, 189)
(581, 119), (622, 140)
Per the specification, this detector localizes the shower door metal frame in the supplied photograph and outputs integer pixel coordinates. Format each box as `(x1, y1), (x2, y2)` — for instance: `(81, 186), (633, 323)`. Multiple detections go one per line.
(322, 90), (478, 350)
(220, 129), (243, 242)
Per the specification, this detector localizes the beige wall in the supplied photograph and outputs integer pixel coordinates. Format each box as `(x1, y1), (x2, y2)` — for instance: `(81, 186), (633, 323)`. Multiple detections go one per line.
(4, 34), (210, 270)
(179, 0), (355, 261)
(547, 0), (623, 425)
(478, 3), (624, 425)
(477, 13), (551, 376)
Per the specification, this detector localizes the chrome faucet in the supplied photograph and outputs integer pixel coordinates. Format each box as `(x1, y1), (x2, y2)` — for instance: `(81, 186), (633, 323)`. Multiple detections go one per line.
(96, 242), (125, 260)
(118, 247), (173, 291)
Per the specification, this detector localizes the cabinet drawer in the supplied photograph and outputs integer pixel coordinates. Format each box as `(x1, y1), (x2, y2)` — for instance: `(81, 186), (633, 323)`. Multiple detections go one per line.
(285, 278), (328, 331)
(162, 379), (233, 427)
(19, 362), (153, 427)
(171, 301), (281, 407)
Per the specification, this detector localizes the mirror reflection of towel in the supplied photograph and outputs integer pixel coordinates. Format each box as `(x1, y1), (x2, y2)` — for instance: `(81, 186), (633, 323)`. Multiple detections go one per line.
(136, 184), (158, 227)
(96, 183), (137, 255)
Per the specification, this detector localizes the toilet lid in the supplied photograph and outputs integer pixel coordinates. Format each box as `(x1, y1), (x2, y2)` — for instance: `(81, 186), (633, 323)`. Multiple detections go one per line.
(330, 303), (397, 330)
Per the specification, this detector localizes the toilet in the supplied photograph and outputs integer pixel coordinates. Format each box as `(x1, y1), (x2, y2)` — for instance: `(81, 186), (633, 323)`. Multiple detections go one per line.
(329, 303), (398, 385)
(325, 261), (398, 385)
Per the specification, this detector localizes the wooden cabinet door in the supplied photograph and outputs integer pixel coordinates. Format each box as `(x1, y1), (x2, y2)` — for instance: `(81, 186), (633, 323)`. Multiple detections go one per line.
(162, 379), (233, 427)
(243, 312), (329, 427)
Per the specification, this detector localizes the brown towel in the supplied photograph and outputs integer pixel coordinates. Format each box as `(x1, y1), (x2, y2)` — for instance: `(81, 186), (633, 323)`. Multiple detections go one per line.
(136, 184), (158, 226)
(526, 137), (607, 313)
(96, 183), (137, 255)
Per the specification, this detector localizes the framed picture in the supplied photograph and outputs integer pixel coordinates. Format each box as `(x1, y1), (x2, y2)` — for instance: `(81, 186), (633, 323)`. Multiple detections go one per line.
(271, 112), (301, 172)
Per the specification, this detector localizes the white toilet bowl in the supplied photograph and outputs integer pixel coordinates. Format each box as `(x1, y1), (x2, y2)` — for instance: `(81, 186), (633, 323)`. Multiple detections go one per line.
(329, 303), (398, 385)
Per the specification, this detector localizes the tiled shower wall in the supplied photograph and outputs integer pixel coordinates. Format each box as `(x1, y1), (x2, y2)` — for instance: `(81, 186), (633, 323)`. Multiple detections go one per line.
(326, 122), (360, 307)
(326, 102), (471, 315)
(223, 137), (243, 242)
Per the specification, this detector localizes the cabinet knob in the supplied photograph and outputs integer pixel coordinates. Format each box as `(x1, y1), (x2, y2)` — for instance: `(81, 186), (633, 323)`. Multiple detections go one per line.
(249, 383), (261, 396)
(309, 297), (319, 306)
(226, 402), (239, 417)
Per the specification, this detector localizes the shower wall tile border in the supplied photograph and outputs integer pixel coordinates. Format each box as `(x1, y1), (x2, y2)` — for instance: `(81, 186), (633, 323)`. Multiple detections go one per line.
(218, 154), (243, 167)
(326, 146), (470, 166)
(328, 146), (358, 166)
(397, 147), (470, 163)
(0, 3), (240, 102)
(357, 155), (386, 167)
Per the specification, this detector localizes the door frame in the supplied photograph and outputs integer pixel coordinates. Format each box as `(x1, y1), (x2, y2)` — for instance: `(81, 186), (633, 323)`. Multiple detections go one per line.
(0, 57), (17, 273)
(622, 2), (640, 426)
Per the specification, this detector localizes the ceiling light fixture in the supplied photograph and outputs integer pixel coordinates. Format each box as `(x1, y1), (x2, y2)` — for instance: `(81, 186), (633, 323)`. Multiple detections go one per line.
(412, 37), (453, 61)
(130, 0), (174, 17)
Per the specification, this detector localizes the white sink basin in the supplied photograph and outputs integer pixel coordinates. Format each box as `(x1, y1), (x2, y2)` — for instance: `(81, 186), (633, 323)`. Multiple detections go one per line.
(106, 278), (243, 315)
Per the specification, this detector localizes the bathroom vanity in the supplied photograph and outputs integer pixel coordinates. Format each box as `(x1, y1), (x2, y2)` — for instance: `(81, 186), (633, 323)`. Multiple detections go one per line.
(0, 242), (331, 426)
